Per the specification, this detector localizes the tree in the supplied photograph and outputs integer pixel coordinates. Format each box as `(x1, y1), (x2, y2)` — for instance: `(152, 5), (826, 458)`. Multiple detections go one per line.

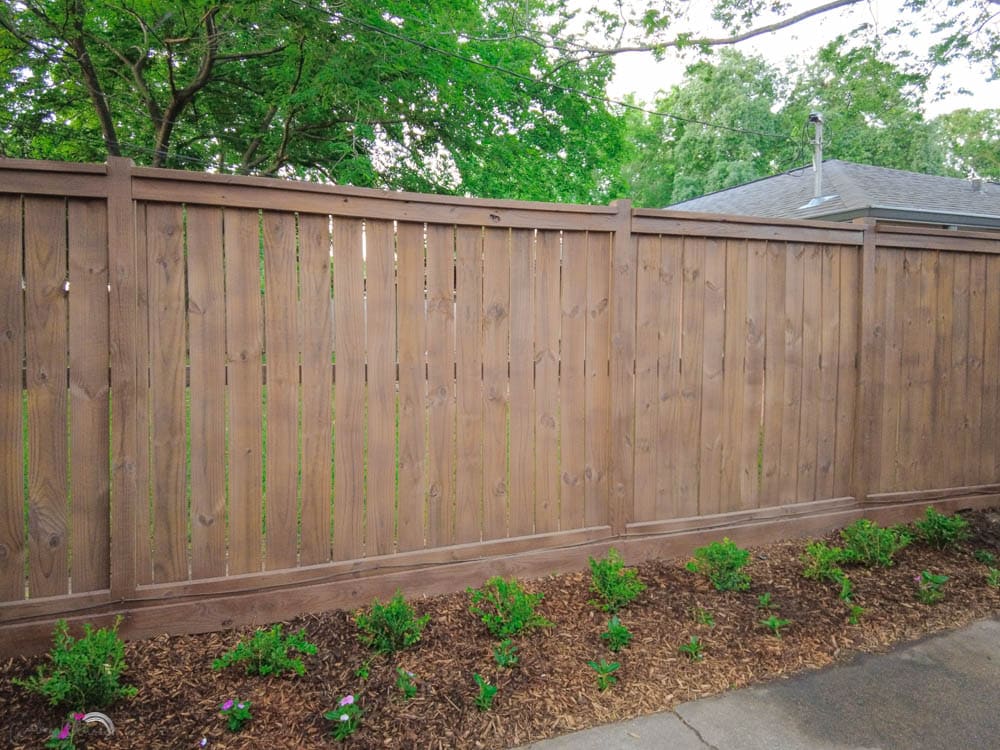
(0, 0), (624, 202)
(932, 108), (1000, 180)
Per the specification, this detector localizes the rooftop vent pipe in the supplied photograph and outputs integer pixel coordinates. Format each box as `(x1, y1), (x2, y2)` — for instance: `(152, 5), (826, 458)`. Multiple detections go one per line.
(809, 112), (824, 198)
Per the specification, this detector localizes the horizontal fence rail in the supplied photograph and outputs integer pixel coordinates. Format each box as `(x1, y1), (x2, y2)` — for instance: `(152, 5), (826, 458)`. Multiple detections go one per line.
(1, 158), (998, 654)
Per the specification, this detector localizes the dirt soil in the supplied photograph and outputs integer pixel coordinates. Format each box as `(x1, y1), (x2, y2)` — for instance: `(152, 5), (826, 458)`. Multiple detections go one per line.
(3, 509), (999, 749)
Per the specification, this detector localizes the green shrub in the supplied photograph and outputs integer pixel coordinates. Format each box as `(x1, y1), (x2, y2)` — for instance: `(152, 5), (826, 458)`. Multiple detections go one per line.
(685, 538), (751, 591)
(601, 615), (633, 653)
(212, 624), (317, 677)
(839, 519), (911, 567)
(355, 591), (430, 654)
(759, 614), (791, 637)
(14, 617), (137, 710)
(588, 548), (646, 612)
(467, 577), (553, 638)
(973, 549), (997, 565)
(493, 639), (519, 668)
(473, 673), (497, 711)
(678, 635), (704, 661)
(588, 659), (620, 691)
(913, 507), (970, 550)
(801, 541), (854, 600)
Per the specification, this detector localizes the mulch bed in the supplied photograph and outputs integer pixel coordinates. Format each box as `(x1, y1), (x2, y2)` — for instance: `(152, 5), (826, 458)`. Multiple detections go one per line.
(3, 508), (999, 749)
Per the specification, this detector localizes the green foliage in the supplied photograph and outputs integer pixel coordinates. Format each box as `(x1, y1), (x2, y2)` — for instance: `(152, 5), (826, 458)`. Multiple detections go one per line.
(220, 699), (252, 732)
(801, 541), (855, 600)
(601, 616), (633, 653)
(45, 712), (88, 749)
(211, 624), (317, 677)
(974, 549), (997, 565)
(325, 695), (361, 741)
(839, 519), (911, 567)
(587, 659), (620, 691)
(685, 538), (751, 591)
(678, 636), (704, 661)
(693, 608), (715, 627)
(847, 604), (865, 625)
(493, 639), (520, 668)
(986, 568), (1000, 588)
(756, 592), (775, 610)
(759, 615), (792, 638)
(355, 591), (430, 655)
(913, 507), (971, 549)
(355, 660), (371, 680)
(473, 673), (498, 711)
(915, 570), (949, 604)
(467, 577), (553, 639)
(14, 617), (137, 710)
(396, 668), (418, 700)
(588, 548), (646, 612)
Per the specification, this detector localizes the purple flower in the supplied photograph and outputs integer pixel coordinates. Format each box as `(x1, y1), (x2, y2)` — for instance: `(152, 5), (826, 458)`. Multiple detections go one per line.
(73, 712), (86, 721)
(339, 694), (354, 706)
(221, 699), (234, 711)
(58, 723), (71, 740)
(200, 739), (208, 747)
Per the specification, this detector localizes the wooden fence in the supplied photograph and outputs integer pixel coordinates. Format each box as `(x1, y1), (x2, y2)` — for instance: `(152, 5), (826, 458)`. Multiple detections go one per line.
(1, 158), (998, 655)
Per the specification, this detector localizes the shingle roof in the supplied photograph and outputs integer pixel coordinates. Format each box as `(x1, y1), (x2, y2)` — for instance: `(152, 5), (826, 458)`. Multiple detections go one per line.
(666, 160), (1000, 228)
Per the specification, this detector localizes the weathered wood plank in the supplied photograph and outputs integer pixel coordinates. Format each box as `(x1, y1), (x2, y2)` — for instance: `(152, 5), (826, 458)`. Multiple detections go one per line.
(534, 229), (561, 534)
(633, 234), (660, 523)
(880, 248), (905, 493)
(699, 238), (726, 516)
(930, 252), (955, 492)
(761, 240), (787, 505)
(455, 226), (483, 544)
(740, 240), (767, 509)
(677, 236), (705, 517)
(655, 236), (684, 520)
(560, 231), (587, 531)
(948, 254), (970, 488)
(833, 245), (859, 499)
(966, 255), (986, 485)
(609, 200), (635, 534)
(482, 227), (510, 540)
(815, 245), (840, 500)
(133, 204), (152, 586)
(509, 229), (535, 537)
(778, 243), (804, 504)
(981, 255), (1000, 483)
(721, 239), (747, 513)
(798, 244), (823, 500)
(585, 231), (611, 527)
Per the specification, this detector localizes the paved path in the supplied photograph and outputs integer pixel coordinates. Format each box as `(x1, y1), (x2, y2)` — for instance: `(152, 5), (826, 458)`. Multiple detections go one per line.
(517, 616), (1000, 750)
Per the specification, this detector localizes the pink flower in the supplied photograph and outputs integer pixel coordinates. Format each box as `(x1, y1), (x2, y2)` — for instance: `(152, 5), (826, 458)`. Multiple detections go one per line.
(237, 702), (245, 710)
(339, 694), (354, 706)
(58, 723), (71, 740)
(73, 713), (86, 721)
(221, 699), (234, 711)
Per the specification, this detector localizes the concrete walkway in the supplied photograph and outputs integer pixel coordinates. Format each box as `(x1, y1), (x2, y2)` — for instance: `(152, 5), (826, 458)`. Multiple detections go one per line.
(517, 616), (1000, 750)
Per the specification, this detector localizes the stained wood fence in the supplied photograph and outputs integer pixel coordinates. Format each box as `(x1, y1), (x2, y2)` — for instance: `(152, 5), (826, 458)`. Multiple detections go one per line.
(1, 158), (998, 653)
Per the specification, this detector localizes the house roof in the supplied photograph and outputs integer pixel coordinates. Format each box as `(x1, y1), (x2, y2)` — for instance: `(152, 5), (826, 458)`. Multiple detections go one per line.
(666, 160), (1000, 229)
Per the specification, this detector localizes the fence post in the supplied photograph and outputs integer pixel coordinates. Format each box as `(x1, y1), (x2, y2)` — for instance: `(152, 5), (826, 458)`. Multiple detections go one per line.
(107, 157), (139, 602)
(852, 219), (880, 506)
(609, 199), (635, 538)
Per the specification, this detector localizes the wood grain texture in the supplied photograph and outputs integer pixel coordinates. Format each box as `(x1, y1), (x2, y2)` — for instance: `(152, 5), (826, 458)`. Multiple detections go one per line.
(0, 196), (25, 602)
(931, 252), (955, 491)
(833, 245), (859, 499)
(720, 239), (747, 513)
(482, 227), (510, 540)
(677, 237), (705, 517)
(508, 229), (535, 537)
(132, 204), (152, 586)
(815, 245), (840, 500)
(698, 238), (726, 516)
(980, 255), (1000, 483)
(761, 240), (787, 506)
(633, 234), (660, 523)
(585, 232), (611, 527)
(68, 200), (111, 592)
(534, 230), (560, 533)
(560, 231), (587, 531)
(655, 236), (684, 520)
(778, 243), (804, 504)
(185, 206), (226, 580)
(609, 201), (635, 534)
(797, 245), (823, 501)
(455, 226), (483, 544)
(740, 240), (767, 509)
(965, 255), (986, 486)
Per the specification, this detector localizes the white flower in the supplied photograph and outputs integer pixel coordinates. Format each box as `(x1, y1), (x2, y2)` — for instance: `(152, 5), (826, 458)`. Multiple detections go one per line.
(339, 714), (350, 722)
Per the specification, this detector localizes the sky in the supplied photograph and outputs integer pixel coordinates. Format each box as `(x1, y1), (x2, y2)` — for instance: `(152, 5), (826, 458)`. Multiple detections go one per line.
(597, 0), (1000, 118)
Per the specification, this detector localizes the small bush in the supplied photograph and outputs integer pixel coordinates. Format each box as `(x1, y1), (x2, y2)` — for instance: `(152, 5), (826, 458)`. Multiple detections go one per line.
(915, 570), (948, 604)
(601, 616), (633, 653)
(685, 538), (751, 591)
(587, 659), (620, 691)
(678, 635), (704, 661)
(759, 614), (791, 637)
(212, 624), (317, 677)
(588, 548), (646, 612)
(493, 639), (519, 668)
(913, 507), (970, 550)
(473, 673), (497, 711)
(325, 695), (361, 741)
(973, 549), (997, 566)
(801, 541), (854, 600)
(467, 577), (553, 638)
(14, 617), (137, 710)
(355, 591), (430, 655)
(839, 519), (911, 567)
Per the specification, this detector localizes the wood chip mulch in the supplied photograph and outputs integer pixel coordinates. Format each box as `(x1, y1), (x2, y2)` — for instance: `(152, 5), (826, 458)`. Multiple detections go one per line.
(3, 508), (999, 749)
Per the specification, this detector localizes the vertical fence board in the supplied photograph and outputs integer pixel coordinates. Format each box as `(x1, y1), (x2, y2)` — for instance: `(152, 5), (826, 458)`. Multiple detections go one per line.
(425, 224), (456, 546)
(948, 254), (970, 488)
(298, 213), (334, 564)
(834, 246), (858, 498)
(699, 239), (726, 516)
(981, 255), (1000, 482)
(262, 212), (299, 570)
(634, 235), (660, 523)
(0, 196), (24, 601)
(677, 237), (705, 517)
(509, 229), (535, 536)
(656, 236), (684, 519)
(395, 222), (426, 552)
(455, 227), (483, 544)
(365, 219), (397, 557)
(896, 250), (922, 490)
(931, 253), (954, 491)
(740, 240), (767, 509)
(482, 227), (510, 540)
(913, 251), (938, 488)
(332, 217), (365, 561)
(721, 239), (747, 512)
(133, 205), (152, 585)
(224, 208), (264, 575)
(877, 248), (903, 492)
(585, 232), (611, 527)
(966, 256), (987, 485)
(815, 246), (840, 500)
(778, 243), (804, 504)
(186, 206), (226, 580)
(534, 230), (561, 533)
(560, 231), (587, 531)
(609, 201), (635, 534)
(146, 203), (187, 583)
(798, 244), (822, 500)
(761, 241), (786, 505)
(67, 200), (110, 593)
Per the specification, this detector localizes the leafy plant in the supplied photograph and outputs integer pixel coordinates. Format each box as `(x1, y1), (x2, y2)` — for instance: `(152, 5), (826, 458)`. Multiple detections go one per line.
(588, 548), (646, 612)
(685, 538), (751, 591)
(354, 660), (371, 681)
(692, 607), (715, 627)
(847, 604), (865, 625)
(14, 617), (137, 710)
(913, 507), (970, 550)
(212, 624), (317, 677)
(467, 577), (553, 638)
(220, 699), (252, 732)
(325, 695), (361, 741)
(45, 712), (87, 749)
(986, 568), (1000, 588)
(493, 639), (519, 668)
(801, 542), (855, 601)
(915, 570), (949, 604)
(839, 519), (911, 567)
(678, 636), (704, 661)
(756, 592), (776, 610)
(355, 591), (430, 655)
(395, 668), (417, 700)
(601, 616), (633, 653)
(473, 673), (498, 711)
(588, 659), (620, 691)
(973, 548), (997, 565)
(759, 615), (791, 637)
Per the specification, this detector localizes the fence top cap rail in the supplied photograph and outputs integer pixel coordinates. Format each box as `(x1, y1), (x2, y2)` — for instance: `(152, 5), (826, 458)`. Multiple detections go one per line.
(130, 163), (619, 215)
(632, 206), (862, 232)
(874, 220), (1000, 243)
(0, 157), (108, 175)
